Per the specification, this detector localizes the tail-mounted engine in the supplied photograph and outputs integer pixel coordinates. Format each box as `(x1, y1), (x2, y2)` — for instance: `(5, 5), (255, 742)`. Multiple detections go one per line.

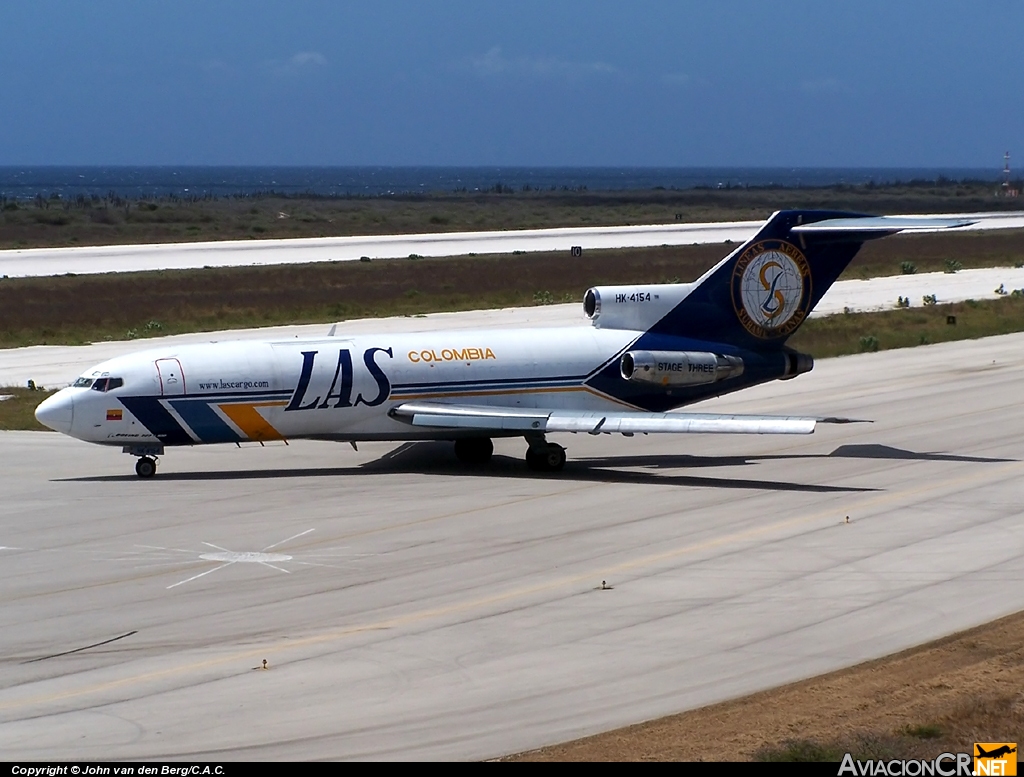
(584, 284), (693, 331)
(620, 350), (744, 387)
(781, 349), (814, 380)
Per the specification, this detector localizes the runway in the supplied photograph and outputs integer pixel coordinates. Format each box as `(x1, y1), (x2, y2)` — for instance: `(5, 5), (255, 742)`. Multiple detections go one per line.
(0, 221), (761, 278)
(2, 333), (1023, 760)
(2, 211), (1022, 278)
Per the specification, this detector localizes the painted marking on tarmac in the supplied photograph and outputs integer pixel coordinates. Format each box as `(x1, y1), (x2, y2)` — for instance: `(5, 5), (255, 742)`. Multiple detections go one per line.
(2, 457), (1020, 714)
(122, 529), (364, 588)
(43, 528), (366, 590)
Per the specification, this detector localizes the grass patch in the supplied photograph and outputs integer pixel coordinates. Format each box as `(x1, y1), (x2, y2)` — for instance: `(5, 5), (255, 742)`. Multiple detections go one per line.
(789, 295), (1024, 358)
(899, 723), (943, 740)
(755, 739), (846, 762)
(755, 732), (922, 762)
(1, 230), (1023, 350)
(0, 387), (58, 431)
(1, 184), (1021, 251)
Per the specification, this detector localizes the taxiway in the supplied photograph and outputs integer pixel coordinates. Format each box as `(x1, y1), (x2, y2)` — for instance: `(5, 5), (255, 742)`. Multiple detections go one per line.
(1, 333), (1022, 759)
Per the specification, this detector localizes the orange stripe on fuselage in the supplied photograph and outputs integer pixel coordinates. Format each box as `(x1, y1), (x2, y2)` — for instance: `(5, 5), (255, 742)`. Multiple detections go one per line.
(218, 401), (287, 442)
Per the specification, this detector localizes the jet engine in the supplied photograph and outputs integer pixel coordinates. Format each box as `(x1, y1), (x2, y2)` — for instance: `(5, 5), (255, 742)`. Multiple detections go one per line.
(781, 350), (814, 379)
(620, 350), (744, 386)
(583, 284), (692, 331)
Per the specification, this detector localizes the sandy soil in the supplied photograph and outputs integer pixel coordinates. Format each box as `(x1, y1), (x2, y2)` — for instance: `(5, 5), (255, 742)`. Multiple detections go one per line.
(507, 610), (1024, 761)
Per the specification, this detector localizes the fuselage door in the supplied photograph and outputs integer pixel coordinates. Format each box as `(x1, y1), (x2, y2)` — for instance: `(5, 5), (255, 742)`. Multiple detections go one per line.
(155, 358), (186, 396)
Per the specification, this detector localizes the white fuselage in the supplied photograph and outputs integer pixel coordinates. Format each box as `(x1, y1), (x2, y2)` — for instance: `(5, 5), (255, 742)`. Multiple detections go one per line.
(41, 326), (643, 447)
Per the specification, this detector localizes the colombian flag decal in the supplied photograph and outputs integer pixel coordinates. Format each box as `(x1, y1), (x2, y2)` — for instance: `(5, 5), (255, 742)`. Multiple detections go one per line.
(107, 408), (123, 421)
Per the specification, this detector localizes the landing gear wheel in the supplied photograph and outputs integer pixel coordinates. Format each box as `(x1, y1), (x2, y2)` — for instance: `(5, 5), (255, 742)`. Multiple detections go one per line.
(135, 456), (157, 479)
(526, 443), (566, 472)
(454, 437), (494, 466)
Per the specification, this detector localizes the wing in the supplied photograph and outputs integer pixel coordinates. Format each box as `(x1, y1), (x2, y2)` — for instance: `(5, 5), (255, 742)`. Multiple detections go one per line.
(388, 401), (862, 436)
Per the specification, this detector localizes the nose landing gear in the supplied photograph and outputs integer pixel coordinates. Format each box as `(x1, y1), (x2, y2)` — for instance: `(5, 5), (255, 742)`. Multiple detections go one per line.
(123, 445), (164, 479)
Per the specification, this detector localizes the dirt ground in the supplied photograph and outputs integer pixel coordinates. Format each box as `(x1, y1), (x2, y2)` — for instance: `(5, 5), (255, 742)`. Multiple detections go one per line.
(506, 610), (1024, 761)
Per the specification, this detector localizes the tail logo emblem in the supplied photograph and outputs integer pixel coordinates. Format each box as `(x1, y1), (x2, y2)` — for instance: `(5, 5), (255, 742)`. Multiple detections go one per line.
(732, 240), (812, 339)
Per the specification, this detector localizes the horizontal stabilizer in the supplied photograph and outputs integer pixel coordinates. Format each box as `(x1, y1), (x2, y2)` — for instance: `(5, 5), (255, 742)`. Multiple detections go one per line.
(390, 402), (817, 435)
(791, 216), (975, 234)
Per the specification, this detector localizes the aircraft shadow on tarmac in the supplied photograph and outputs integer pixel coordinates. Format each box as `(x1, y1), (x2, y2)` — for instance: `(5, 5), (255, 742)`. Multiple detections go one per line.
(53, 441), (845, 493)
(59, 442), (1009, 491)
(825, 443), (1014, 464)
(575, 443), (1015, 470)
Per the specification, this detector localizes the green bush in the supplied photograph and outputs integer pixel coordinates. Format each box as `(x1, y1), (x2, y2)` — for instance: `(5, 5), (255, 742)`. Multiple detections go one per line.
(756, 740), (844, 762)
(944, 258), (963, 273)
(900, 261), (917, 274)
(899, 723), (943, 740)
(859, 335), (880, 352)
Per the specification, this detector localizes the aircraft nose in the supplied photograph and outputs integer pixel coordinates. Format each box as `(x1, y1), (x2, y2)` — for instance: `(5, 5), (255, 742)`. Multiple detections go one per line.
(35, 390), (75, 434)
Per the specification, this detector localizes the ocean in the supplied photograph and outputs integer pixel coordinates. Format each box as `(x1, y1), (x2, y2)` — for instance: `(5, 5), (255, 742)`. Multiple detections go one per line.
(0, 165), (1004, 201)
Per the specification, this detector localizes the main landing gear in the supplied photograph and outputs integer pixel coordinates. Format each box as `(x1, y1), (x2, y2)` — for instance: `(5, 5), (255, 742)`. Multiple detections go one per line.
(134, 456), (158, 479)
(525, 441), (566, 472)
(452, 436), (567, 472)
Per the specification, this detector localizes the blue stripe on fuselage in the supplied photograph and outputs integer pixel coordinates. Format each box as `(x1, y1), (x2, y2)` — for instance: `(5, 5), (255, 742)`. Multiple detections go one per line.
(118, 396), (194, 446)
(168, 399), (242, 443)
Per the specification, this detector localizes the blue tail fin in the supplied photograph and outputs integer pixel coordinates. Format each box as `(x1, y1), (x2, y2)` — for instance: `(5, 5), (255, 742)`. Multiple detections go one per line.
(645, 209), (970, 349)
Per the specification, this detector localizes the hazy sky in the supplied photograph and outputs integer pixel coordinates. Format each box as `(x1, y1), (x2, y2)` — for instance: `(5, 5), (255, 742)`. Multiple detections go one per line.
(1, 1), (1020, 167)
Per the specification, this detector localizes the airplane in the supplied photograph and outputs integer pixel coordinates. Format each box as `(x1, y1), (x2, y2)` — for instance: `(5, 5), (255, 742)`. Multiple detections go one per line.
(34, 209), (973, 478)
(976, 745), (1016, 759)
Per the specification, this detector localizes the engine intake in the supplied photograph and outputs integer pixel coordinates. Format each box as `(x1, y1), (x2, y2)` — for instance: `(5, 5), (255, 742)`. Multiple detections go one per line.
(620, 350), (744, 387)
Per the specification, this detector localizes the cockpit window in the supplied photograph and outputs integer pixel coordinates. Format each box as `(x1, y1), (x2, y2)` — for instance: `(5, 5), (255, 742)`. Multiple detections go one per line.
(90, 377), (124, 392)
(73, 377), (94, 388)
